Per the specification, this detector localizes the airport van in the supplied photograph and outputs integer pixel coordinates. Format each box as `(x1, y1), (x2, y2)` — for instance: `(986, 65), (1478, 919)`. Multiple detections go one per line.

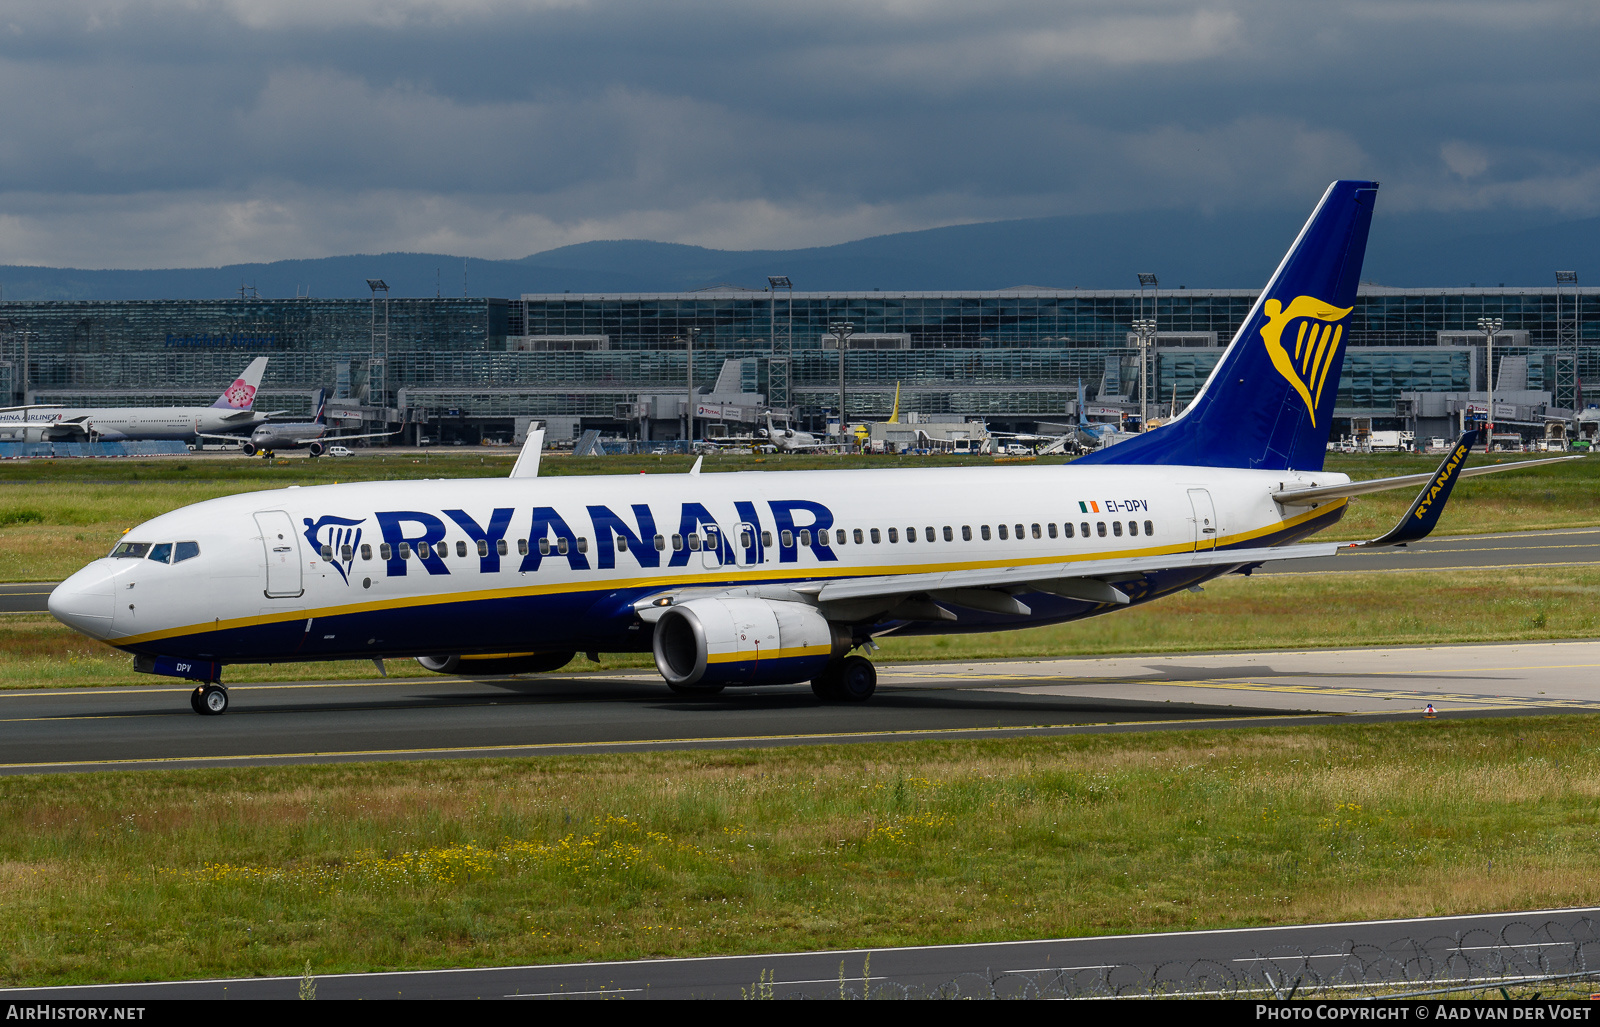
(327, 446), (353, 457)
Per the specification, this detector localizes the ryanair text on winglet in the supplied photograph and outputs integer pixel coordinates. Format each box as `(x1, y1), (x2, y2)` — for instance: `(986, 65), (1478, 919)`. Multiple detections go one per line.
(1412, 441), (1472, 522)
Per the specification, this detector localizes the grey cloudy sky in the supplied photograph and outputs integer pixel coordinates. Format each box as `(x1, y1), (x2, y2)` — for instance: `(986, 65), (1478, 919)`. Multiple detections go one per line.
(0, 0), (1595, 268)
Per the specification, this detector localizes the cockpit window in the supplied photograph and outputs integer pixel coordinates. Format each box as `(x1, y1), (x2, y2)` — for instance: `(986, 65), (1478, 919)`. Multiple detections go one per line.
(147, 542), (173, 563)
(111, 542), (151, 559)
(174, 541), (201, 563)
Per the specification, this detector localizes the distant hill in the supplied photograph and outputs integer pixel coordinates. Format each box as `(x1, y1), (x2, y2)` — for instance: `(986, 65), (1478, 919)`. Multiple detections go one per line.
(0, 208), (1592, 300)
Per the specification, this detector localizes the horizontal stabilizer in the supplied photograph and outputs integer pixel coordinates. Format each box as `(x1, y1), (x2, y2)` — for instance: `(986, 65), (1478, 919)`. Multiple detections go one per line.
(1276, 452), (1582, 505)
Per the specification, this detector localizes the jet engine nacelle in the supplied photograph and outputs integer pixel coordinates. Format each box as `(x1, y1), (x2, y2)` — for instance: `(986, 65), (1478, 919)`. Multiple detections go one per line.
(307, 441), (324, 457)
(652, 597), (846, 688)
(416, 652), (575, 676)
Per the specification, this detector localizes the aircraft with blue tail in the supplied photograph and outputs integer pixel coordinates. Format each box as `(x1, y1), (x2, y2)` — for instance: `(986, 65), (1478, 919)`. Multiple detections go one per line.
(47, 181), (1580, 715)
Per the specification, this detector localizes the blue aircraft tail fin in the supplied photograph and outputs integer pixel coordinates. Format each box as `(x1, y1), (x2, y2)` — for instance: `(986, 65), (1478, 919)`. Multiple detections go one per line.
(312, 388), (328, 425)
(1076, 180), (1378, 471)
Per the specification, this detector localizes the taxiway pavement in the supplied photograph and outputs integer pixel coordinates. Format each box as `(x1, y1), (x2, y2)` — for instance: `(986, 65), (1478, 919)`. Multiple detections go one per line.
(3, 639), (1598, 775)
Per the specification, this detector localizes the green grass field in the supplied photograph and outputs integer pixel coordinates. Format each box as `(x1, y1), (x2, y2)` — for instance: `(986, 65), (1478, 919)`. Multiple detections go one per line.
(0, 449), (1592, 582)
(4, 717), (1600, 987)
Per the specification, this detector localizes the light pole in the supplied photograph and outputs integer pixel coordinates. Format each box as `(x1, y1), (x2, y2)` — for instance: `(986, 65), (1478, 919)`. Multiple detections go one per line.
(1132, 318), (1156, 429)
(685, 327), (700, 444)
(1477, 316), (1503, 448)
(829, 321), (854, 441)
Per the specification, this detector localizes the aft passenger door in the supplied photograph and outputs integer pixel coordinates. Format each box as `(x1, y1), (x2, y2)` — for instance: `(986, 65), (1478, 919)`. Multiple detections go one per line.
(1186, 489), (1218, 552)
(254, 510), (304, 597)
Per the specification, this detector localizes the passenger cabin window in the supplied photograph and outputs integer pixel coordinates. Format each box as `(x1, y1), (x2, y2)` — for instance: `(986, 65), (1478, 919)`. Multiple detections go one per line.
(1080, 522), (1090, 537)
(799, 529), (812, 546)
(361, 543), (372, 560)
(687, 534), (701, 551)
(943, 526), (953, 542)
(615, 535), (628, 553)
(1047, 523), (1058, 539)
(417, 542), (432, 559)
(1112, 521), (1123, 537)
(853, 528), (864, 544)
(1015, 523), (1025, 539)
(888, 528), (899, 543)
(870, 528), (881, 543)
(836, 529), (847, 545)
(1032, 523), (1042, 539)
(175, 541), (200, 563)
(1144, 520), (1154, 535)
(904, 527), (916, 543)
(762, 531), (774, 547)
(962, 525), (972, 541)
(457, 540), (468, 558)
(654, 534), (666, 551)
(319, 544), (333, 561)
(538, 538), (551, 556)
(1127, 521), (1138, 536)
(381, 543), (394, 560)
(112, 542), (151, 559)
(740, 530), (752, 548)
(556, 538), (569, 555)
(998, 524), (1008, 540)
(981, 525), (991, 541)
(781, 530), (794, 547)
(341, 544), (353, 562)
(1063, 523), (1074, 538)
(925, 527), (936, 542)
(671, 534), (684, 552)
(1096, 522), (1106, 537)
(399, 542), (412, 559)
(477, 540), (489, 558)
(496, 539), (508, 557)
(517, 539), (529, 556)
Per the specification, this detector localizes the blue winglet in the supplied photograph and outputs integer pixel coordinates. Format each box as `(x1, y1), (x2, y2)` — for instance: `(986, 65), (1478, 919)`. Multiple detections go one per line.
(1077, 180), (1378, 472)
(1362, 430), (1481, 547)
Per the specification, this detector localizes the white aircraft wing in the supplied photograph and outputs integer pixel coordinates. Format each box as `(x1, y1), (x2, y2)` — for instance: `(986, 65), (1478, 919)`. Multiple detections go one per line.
(0, 404), (64, 414)
(635, 541), (1345, 623)
(218, 408), (264, 421)
(322, 429), (402, 442)
(196, 432), (251, 442)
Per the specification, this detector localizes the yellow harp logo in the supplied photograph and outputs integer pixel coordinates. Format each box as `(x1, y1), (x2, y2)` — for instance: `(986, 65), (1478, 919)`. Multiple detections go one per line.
(1259, 295), (1353, 426)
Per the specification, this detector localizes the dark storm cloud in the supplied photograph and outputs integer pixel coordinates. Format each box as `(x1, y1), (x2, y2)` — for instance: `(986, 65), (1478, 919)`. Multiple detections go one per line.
(0, 0), (1593, 267)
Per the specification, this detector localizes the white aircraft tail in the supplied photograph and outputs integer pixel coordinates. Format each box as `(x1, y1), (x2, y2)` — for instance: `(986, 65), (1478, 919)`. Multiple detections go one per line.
(210, 357), (269, 410)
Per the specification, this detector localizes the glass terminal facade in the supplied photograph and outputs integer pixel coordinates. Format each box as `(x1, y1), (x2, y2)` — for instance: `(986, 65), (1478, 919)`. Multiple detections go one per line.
(1, 287), (1594, 439)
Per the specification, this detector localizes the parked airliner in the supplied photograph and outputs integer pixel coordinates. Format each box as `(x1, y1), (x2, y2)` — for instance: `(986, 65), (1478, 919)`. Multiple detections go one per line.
(0, 358), (273, 443)
(48, 181), (1576, 715)
(202, 388), (398, 457)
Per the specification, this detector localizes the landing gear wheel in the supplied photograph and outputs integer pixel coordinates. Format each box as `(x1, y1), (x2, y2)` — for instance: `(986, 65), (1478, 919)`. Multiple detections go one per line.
(189, 687), (204, 714)
(836, 655), (876, 702)
(667, 681), (725, 696)
(810, 668), (843, 701)
(196, 683), (229, 716)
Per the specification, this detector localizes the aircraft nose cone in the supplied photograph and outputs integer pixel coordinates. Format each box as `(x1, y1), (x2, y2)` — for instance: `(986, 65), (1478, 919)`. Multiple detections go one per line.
(49, 563), (117, 639)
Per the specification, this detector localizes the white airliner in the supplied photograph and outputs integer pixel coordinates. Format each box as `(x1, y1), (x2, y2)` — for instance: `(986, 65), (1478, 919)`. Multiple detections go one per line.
(0, 358), (273, 443)
(47, 181), (1576, 716)
(760, 413), (826, 452)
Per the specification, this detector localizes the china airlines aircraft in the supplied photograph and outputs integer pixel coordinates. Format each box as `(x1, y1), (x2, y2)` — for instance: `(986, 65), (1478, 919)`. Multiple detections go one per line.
(0, 357), (273, 442)
(48, 181), (1575, 715)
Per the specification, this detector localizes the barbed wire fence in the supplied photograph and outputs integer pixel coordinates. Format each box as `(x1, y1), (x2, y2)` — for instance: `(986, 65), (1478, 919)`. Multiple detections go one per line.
(759, 917), (1600, 1000)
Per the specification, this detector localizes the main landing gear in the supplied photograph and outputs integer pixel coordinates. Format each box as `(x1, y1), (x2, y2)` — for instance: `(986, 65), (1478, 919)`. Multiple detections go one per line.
(189, 683), (229, 716)
(811, 655), (876, 702)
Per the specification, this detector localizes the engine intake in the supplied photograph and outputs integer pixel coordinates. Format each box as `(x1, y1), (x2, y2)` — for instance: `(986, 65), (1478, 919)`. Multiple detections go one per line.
(652, 597), (846, 687)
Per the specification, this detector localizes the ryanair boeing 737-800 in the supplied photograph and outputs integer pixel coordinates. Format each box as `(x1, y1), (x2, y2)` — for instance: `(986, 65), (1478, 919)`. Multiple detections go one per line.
(47, 181), (1577, 715)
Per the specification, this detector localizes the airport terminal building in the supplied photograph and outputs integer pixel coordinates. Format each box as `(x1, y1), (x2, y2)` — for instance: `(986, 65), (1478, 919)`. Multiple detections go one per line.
(1, 285), (1595, 443)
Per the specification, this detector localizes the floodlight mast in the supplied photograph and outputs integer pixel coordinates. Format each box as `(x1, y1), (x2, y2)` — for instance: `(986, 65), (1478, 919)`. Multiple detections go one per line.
(829, 322), (854, 441)
(1136, 272), (1158, 431)
(767, 276), (792, 411)
(1478, 316), (1503, 446)
(685, 327), (701, 443)
(367, 279), (390, 427)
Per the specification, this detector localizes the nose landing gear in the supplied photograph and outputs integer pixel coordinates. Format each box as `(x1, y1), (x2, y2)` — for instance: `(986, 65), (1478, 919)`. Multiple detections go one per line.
(189, 683), (229, 716)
